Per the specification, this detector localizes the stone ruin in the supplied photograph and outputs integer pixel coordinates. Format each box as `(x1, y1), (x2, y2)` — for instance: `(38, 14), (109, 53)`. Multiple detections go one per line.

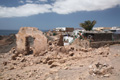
(15, 27), (47, 56)
(57, 34), (64, 46)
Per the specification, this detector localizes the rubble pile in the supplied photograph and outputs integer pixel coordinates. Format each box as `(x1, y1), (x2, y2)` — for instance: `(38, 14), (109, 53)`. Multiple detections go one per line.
(89, 62), (114, 77)
(6, 38), (112, 71)
(0, 42), (120, 80)
(72, 38), (90, 49)
(95, 47), (110, 57)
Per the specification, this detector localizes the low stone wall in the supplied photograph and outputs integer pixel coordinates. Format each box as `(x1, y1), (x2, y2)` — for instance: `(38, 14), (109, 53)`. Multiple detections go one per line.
(113, 34), (120, 41)
(90, 41), (120, 48)
(84, 33), (113, 41)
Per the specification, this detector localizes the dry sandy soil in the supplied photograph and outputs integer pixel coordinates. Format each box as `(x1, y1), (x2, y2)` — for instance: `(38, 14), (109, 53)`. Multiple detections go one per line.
(0, 44), (120, 80)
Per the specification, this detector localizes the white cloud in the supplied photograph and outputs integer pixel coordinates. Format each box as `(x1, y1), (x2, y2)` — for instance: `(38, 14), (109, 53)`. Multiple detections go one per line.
(19, 0), (24, 4)
(26, 0), (48, 4)
(38, 0), (47, 2)
(0, 4), (52, 18)
(26, 0), (33, 3)
(52, 0), (120, 14)
(35, 0), (48, 3)
(0, 0), (120, 18)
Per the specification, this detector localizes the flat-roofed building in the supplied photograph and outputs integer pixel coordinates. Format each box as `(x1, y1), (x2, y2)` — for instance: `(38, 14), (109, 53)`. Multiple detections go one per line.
(93, 27), (111, 31)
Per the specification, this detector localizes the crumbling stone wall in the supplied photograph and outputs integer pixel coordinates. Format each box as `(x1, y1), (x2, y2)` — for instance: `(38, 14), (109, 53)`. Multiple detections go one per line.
(57, 34), (64, 46)
(84, 33), (113, 41)
(112, 34), (120, 41)
(16, 27), (47, 56)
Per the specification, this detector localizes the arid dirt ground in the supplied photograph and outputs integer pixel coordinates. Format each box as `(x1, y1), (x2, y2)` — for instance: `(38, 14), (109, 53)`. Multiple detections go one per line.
(0, 44), (120, 80)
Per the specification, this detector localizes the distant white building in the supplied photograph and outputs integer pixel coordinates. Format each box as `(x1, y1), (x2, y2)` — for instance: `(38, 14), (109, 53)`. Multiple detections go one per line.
(63, 36), (74, 45)
(111, 27), (120, 34)
(54, 27), (74, 32)
(111, 26), (120, 30)
(73, 29), (84, 35)
(54, 27), (66, 31)
(93, 27), (111, 31)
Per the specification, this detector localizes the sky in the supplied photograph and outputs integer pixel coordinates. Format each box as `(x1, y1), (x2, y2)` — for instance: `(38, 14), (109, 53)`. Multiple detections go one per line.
(0, 0), (120, 30)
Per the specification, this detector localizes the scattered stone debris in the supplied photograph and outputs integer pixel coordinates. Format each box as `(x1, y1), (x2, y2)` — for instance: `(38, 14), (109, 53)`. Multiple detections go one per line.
(89, 62), (114, 77)
(69, 52), (74, 56)
(0, 42), (120, 80)
(50, 62), (60, 68)
(97, 47), (110, 57)
(3, 61), (7, 66)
